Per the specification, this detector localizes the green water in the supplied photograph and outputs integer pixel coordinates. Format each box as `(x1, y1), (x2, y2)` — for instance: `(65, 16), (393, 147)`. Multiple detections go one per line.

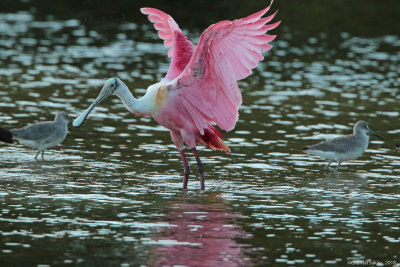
(0, 1), (399, 266)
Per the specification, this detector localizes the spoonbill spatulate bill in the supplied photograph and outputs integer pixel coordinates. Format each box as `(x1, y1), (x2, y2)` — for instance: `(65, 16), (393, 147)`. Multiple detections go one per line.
(303, 121), (384, 171)
(73, 4), (280, 189)
(0, 112), (69, 160)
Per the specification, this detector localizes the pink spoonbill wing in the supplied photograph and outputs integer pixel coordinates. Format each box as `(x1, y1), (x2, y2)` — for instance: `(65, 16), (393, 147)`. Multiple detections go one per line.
(164, 5), (280, 135)
(141, 8), (195, 81)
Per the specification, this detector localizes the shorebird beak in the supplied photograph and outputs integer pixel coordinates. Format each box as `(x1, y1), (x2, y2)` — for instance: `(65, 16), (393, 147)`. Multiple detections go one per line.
(72, 86), (112, 127)
(367, 127), (384, 140)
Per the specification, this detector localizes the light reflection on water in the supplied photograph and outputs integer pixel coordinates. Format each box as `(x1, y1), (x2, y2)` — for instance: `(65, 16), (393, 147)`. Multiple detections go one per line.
(1, 6), (400, 266)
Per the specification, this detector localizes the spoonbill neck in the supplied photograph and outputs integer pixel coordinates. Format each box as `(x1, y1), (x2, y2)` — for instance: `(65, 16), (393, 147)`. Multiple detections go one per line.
(72, 79), (165, 127)
(116, 83), (161, 116)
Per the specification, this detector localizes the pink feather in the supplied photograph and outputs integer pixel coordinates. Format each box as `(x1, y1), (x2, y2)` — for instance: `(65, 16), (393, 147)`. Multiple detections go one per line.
(141, 8), (195, 81)
(152, 4), (280, 151)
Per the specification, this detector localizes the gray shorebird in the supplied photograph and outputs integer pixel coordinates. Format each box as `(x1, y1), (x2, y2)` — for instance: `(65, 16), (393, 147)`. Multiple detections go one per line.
(303, 120), (384, 170)
(0, 112), (69, 160)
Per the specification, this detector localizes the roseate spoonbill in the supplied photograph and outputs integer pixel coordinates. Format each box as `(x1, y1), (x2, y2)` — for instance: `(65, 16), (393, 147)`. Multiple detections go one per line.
(0, 112), (69, 160)
(73, 4), (280, 189)
(303, 121), (384, 170)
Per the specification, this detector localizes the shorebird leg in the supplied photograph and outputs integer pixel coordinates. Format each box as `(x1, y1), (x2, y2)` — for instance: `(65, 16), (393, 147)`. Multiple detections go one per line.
(42, 151), (44, 160)
(179, 150), (190, 189)
(325, 161), (333, 169)
(191, 147), (205, 190)
(34, 150), (40, 160)
(336, 162), (341, 170)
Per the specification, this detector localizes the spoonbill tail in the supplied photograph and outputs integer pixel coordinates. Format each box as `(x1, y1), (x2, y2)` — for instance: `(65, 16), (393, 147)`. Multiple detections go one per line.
(0, 112), (69, 160)
(303, 121), (384, 171)
(73, 4), (280, 189)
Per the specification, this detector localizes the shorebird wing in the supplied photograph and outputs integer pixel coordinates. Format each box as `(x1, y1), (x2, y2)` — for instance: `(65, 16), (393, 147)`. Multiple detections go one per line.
(307, 135), (356, 154)
(12, 122), (55, 141)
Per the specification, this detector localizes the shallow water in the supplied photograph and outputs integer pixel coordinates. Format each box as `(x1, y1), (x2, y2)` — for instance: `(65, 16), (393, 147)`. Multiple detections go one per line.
(1, 1), (400, 266)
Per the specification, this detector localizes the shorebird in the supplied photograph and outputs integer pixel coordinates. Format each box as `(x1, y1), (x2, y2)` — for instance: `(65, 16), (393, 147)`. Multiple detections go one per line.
(303, 120), (384, 170)
(396, 144), (400, 149)
(73, 4), (279, 190)
(0, 112), (69, 160)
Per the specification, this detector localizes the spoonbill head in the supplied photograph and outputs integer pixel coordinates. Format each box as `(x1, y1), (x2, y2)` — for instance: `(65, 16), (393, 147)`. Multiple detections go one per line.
(73, 78), (120, 127)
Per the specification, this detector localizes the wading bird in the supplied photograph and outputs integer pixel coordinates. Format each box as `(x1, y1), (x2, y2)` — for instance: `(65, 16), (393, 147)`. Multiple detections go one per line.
(73, 4), (280, 189)
(303, 121), (384, 171)
(0, 112), (69, 160)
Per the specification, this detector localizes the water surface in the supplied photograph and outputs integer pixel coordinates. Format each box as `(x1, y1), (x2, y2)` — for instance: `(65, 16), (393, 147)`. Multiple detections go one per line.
(1, 1), (400, 266)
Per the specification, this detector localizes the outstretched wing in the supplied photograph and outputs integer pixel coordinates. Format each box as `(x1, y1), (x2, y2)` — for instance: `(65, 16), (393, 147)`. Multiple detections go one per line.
(168, 5), (280, 134)
(141, 8), (195, 81)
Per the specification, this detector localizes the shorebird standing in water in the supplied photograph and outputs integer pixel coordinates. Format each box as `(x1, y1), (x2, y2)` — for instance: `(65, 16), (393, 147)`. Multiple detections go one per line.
(0, 112), (69, 160)
(303, 120), (384, 170)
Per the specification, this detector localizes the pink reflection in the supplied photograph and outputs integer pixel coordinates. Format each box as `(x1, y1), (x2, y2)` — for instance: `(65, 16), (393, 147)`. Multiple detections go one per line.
(148, 194), (250, 267)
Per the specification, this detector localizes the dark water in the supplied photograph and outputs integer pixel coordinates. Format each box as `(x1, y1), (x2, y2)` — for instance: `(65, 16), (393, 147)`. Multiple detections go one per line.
(1, 1), (400, 266)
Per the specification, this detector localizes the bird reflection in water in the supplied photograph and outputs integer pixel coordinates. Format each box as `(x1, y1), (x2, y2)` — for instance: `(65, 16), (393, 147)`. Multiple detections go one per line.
(147, 193), (251, 267)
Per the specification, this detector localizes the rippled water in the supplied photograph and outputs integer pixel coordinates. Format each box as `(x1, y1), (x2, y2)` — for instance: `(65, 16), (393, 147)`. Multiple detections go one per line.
(1, 2), (400, 266)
